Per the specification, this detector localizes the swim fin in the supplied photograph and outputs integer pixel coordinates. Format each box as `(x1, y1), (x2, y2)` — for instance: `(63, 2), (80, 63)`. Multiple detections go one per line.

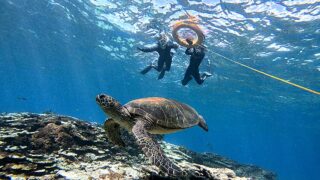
(140, 65), (153, 75)
(201, 72), (212, 80)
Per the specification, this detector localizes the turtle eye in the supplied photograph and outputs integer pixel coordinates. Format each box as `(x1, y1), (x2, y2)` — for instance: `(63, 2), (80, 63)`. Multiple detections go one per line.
(106, 97), (115, 107)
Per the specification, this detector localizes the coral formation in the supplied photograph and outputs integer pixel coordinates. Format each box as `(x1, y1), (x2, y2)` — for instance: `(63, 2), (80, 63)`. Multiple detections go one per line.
(0, 113), (276, 179)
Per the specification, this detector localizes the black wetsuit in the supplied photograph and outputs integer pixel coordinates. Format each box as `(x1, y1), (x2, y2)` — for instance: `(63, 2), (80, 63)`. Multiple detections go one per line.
(182, 46), (207, 85)
(138, 42), (178, 79)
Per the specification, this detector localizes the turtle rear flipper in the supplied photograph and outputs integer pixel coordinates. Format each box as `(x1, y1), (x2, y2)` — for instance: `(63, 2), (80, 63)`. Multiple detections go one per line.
(132, 118), (184, 176)
(104, 118), (125, 147)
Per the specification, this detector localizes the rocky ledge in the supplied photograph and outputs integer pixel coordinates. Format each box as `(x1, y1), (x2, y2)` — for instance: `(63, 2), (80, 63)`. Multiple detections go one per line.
(0, 113), (276, 180)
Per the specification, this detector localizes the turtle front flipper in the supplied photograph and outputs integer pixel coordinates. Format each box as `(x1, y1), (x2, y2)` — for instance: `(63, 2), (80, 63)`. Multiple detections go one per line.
(132, 118), (184, 176)
(104, 118), (125, 147)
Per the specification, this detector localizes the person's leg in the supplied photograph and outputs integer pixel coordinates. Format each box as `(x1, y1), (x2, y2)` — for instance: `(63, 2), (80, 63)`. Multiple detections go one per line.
(181, 68), (192, 86)
(158, 70), (166, 80)
(193, 69), (204, 85)
(153, 58), (165, 72)
(141, 57), (165, 75)
(158, 58), (172, 79)
(165, 58), (172, 71)
(140, 65), (153, 74)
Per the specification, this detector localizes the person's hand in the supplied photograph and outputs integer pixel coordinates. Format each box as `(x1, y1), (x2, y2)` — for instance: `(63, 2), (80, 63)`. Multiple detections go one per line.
(186, 38), (193, 45)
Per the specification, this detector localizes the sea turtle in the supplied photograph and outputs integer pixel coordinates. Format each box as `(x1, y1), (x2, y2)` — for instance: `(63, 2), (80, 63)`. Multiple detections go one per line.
(96, 94), (208, 176)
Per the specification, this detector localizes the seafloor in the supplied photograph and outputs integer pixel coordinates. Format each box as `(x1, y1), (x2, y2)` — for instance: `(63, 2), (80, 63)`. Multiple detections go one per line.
(0, 113), (276, 180)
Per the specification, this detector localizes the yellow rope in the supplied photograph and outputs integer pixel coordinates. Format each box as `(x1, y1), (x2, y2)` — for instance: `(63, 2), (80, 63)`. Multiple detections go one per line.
(209, 50), (320, 95)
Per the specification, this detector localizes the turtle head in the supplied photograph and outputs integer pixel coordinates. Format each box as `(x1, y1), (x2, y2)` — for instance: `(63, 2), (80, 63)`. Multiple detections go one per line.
(96, 94), (123, 118)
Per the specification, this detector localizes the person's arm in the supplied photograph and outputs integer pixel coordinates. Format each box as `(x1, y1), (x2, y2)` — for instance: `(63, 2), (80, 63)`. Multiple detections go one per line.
(185, 38), (194, 55)
(169, 42), (179, 50)
(185, 47), (194, 55)
(137, 44), (158, 52)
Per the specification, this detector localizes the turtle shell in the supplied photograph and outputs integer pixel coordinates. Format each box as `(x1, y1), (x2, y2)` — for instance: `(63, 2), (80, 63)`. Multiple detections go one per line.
(124, 97), (202, 129)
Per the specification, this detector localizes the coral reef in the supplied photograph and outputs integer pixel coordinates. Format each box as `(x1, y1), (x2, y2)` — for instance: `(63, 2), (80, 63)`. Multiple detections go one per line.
(0, 113), (276, 179)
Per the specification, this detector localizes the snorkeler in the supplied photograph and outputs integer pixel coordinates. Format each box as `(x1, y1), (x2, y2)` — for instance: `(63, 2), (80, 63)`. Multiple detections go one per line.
(138, 33), (179, 80)
(181, 38), (212, 86)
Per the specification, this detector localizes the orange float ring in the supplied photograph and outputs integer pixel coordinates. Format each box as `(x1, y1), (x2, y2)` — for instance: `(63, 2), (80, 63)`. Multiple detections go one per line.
(172, 17), (205, 47)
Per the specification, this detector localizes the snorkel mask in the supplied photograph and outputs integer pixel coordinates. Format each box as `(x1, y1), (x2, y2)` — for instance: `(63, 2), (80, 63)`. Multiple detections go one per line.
(157, 33), (169, 49)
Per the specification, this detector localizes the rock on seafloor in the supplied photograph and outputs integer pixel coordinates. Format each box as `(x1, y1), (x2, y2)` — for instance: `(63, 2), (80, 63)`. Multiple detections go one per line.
(0, 113), (276, 180)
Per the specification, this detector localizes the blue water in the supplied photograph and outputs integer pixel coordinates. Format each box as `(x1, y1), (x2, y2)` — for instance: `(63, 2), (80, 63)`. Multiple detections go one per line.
(1, 0), (320, 179)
